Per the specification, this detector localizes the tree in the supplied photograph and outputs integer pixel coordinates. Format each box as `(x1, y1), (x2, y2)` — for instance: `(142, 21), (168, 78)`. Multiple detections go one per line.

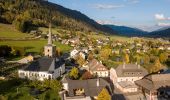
(29, 79), (62, 91)
(81, 71), (93, 80)
(0, 45), (11, 57)
(56, 48), (61, 57)
(0, 95), (6, 100)
(69, 67), (79, 79)
(99, 48), (112, 60)
(150, 58), (163, 73)
(87, 51), (94, 61)
(159, 53), (168, 63)
(97, 88), (111, 100)
(124, 53), (129, 63)
(143, 55), (150, 64)
(75, 54), (85, 67)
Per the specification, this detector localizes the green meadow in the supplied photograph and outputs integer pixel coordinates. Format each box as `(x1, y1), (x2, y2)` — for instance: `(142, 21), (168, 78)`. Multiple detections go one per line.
(0, 40), (72, 54)
(0, 24), (33, 39)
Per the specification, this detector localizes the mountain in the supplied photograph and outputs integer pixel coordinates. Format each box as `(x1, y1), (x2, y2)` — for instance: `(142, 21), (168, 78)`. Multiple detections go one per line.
(0, 0), (116, 34)
(149, 27), (170, 38)
(105, 25), (148, 37)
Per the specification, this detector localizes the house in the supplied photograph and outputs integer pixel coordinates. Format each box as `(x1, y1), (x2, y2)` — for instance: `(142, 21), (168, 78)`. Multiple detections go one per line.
(18, 24), (65, 81)
(87, 59), (109, 77)
(18, 55), (34, 64)
(70, 49), (87, 60)
(164, 44), (170, 50)
(61, 77), (112, 100)
(68, 37), (80, 47)
(70, 49), (79, 58)
(135, 73), (170, 100)
(110, 63), (148, 93)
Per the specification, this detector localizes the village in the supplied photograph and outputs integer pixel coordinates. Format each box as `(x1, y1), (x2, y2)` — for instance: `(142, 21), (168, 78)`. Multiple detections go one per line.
(0, 23), (169, 100)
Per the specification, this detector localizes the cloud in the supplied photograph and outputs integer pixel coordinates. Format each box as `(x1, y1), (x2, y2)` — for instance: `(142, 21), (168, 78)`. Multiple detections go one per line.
(157, 22), (170, 27)
(155, 14), (170, 20)
(124, 0), (140, 4)
(94, 4), (125, 9)
(96, 20), (115, 25)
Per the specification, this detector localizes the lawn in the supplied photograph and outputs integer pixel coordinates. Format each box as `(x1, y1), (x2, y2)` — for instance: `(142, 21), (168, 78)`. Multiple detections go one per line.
(0, 24), (33, 38)
(0, 40), (72, 54)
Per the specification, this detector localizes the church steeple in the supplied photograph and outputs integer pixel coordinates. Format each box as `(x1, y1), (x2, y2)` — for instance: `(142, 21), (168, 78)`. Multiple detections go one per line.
(44, 23), (56, 57)
(48, 23), (52, 45)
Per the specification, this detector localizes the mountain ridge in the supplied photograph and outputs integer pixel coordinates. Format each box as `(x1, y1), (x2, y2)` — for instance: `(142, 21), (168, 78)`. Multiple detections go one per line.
(0, 0), (116, 34)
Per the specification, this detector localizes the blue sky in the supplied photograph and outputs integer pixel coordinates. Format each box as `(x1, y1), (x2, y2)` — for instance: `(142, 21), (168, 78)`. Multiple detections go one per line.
(49, 0), (170, 31)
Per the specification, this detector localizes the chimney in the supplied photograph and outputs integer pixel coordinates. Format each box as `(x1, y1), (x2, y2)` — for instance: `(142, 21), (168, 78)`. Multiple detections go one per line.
(135, 62), (137, 65)
(123, 62), (126, 69)
(100, 61), (102, 64)
(97, 78), (100, 87)
(138, 64), (140, 69)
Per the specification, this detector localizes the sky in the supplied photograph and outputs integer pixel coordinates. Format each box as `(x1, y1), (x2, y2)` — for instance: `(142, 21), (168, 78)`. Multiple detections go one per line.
(49, 0), (170, 31)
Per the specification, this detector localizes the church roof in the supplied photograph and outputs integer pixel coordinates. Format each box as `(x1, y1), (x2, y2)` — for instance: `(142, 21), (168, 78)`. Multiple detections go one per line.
(22, 57), (54, 71)
(21, 57), (64, 72)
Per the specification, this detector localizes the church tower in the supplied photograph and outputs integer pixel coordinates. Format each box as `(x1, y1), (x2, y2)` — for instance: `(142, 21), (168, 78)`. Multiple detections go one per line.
(44, 23), (56, 57)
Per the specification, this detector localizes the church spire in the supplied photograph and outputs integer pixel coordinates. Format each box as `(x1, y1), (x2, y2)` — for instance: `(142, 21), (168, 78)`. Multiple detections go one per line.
(48, 23), (52, 45)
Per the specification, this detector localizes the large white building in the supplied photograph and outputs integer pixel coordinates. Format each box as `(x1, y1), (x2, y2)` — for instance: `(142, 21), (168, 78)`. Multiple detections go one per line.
(110, 63), (148, 93)
(18, 24), (65, 81)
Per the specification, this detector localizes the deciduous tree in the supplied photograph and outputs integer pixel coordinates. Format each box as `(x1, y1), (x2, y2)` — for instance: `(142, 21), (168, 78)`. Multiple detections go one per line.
(97, 88), (111, 100)
(69, 67), (79, 79)
(159, 53), (168, 63)
(82, 71), (93, 80)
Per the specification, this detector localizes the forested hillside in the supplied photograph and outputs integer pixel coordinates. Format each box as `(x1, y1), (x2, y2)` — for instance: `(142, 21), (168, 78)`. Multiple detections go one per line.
(105, 25), (148, 37)
(149, 28), (170, 38)
(0, 0), (116, 34)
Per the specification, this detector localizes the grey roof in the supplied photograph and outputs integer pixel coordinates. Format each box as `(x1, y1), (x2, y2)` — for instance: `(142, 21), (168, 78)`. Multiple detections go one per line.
(21, 57), (64, 72)
(118, 81), (138, 89)
(135, 73), (170, 91)
(115, 64), (148, 77)
(64, 78), (112, 97)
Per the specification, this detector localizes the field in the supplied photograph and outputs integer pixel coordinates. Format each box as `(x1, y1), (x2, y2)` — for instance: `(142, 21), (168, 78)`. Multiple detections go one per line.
(90, 34), (131, 42)
(0, 40), (72, 54)
(0, 24), (33, 39)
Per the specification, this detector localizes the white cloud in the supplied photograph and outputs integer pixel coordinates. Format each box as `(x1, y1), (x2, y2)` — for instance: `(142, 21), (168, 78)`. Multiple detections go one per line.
(155, 14), (166, 20)
(157, 22), (170, 27)
(155, 14), (170, 20)
(124, 0), (140, 4)
(96, 20), (115, 25)
(94, 4), (125, 9)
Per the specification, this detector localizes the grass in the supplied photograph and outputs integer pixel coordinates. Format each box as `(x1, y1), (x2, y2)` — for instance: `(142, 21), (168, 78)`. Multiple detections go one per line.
(0, 39), (72, 54)
(0, 23), (33, 38)
(90, 34), (131, 42)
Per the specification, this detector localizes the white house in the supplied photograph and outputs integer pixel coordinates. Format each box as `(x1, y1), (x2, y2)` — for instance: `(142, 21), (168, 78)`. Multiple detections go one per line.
(110, 63), (148, 93)
(70, 49), (79, 58)
(18, 23), (65, 81)
(70, 49), (87, 60)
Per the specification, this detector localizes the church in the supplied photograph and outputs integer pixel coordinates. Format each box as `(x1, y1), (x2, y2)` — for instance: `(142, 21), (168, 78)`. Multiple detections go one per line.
(18, 24), (65, 81)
